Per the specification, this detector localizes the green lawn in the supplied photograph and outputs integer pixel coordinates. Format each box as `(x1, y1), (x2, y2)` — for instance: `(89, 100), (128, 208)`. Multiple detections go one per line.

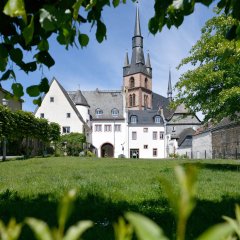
(0, 157), (240, 239)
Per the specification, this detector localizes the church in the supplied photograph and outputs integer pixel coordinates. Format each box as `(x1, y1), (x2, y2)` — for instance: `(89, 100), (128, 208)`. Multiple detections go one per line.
(35, 7), (201, 158)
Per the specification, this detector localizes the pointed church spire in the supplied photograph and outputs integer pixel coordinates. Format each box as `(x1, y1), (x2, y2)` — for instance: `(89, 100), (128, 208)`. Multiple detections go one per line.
(167, 69), (173, 102)
(124, 52), (129, 67)
(134, 4), (141, 36)
(146, 52), (152, 77)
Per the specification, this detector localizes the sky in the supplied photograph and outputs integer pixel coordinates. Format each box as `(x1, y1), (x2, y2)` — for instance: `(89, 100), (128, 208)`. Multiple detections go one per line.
(1, 1), (215, 114)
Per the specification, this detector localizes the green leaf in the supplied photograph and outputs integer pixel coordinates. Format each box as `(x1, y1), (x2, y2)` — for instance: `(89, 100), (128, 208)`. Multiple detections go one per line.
(58, 189), (77, 233)
(38, 39), (49, 51)
(21, 61), (37, 73)
(26, 85), (40, 97)
(63, 221), (93, 240)
(125, 212), (168, 240)
(39, 7), (57, 32)
(3, 0), (27, 23)
(78, 33), (89, 47)
(39, 78), (49, 93)
(34, 51), (55, 68)
(73, 0), (84, 20)
(9, 48), (23, 64)
(0, 58), (8, 71)
(197, 222), (234, 240)
(96, 20), (107, 43)
(12, 83), (24, 98)
(1, 69), (16, 80)
(113, 0), (120, 7)
(23, 15), (35, 45)
(0, 44), (8, 58)
(33, 97), (42, 106)
(26, 218), (52, 240)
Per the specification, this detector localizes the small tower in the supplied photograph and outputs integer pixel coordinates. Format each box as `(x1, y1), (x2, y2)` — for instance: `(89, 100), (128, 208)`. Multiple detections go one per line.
(123, 5), (152, 110)
(167, 69), (173, 102)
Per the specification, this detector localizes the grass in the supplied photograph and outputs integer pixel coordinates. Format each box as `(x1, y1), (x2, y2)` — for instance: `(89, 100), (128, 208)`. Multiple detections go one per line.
(0, 157), (240, 239)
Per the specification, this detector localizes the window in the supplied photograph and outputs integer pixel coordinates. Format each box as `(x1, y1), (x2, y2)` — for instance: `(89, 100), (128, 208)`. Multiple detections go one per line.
(153, 131), (157, 140)
(155, 116), (161, 123)
(160, 131), (164, 139)
(104, 125), (112, 132)
(111, 108), (119, 117)
(153, 148), (158, 157)
(129, 95), (133, 107)
(62, 126), (70, 134)
(145, 78), (148, 88)
(95, 125), (102, 132)
(130, 77), (135, 88)
(95, 108), (103, 117)
(130, 115), (137, 124)
(172, 126), (176, 132)
(132, 94), (136, 106)
(66, 113), (71, 118)
(144, 145), (148, 149)
(40, 113), (44, 118)
(144, 95), (148, 108)
(114, 124), (121, 132)
(143, 128), (148, 132)
(132, 131), (137, 140)
(50, 97), (54, 102)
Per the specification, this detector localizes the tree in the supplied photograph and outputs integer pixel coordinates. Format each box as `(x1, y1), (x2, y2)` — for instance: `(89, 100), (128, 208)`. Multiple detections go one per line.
(175, 14), (240, 123)
(0, 0), (239, 103)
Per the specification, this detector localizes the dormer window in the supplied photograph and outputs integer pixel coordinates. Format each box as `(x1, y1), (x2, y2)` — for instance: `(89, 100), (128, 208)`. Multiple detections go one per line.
(95, 108), (103, 117)
(130, 115), (137, 124)
(130, 77), (135, 88)
(155, 115), (161, 123)
(111, 108), (119, 117)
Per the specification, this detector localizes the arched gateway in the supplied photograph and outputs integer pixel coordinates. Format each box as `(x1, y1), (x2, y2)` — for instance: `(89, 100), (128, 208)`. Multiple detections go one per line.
(101, 143), (114, 157)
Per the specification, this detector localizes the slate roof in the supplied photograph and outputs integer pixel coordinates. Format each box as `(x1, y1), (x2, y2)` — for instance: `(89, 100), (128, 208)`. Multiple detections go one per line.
(128, 109), (164, 126)
(177, 128), (196, 147)
(71, 89), (124, 120)
(152, 92), (174, 120)
(69, 90), (89, 107)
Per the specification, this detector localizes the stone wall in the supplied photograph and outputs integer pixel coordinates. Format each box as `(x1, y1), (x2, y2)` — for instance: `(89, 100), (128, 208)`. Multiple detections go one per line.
(212, 124), (240, 159)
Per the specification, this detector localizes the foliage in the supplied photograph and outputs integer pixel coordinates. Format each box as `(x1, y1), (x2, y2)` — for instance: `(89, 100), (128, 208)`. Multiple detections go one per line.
(175, 14), (240, 123)
(1, 165), (240, 240)
(0, 105), (60, 155)
(60, 132), (86, 156)
(0, 0), (240, 103)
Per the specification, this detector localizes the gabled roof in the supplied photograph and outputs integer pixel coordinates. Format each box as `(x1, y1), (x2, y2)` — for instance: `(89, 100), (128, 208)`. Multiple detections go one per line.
(178, 128), (196, 147)
(128, 109), (164, 125)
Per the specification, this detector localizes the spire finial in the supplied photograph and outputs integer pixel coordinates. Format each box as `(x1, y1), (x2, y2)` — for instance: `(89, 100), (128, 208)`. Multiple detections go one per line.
(167, 67), (173, 101)
(124, 51), (129, 67)
(134, 2), (141, 36)
(146, 51), (151, 68)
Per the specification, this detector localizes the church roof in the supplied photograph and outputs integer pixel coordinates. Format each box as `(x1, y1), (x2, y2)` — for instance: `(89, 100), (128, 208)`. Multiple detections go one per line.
(80, 89), (124, 120)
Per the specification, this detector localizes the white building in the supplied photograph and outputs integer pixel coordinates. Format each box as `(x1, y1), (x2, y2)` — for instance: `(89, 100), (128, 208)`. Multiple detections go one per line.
(35, 6), (201, 159)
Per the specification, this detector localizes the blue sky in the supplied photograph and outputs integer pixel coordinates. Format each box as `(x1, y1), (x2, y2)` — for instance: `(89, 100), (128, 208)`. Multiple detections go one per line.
(1, 1), (215, 114)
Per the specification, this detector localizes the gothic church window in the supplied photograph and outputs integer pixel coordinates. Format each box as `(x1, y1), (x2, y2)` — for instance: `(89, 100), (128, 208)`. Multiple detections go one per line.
(132, 94), (136, 106)
(144, 95), (148, 108)
(130, 77), (135, 88)
(129, 95), (133, 107)
(145, 78), (148, 88)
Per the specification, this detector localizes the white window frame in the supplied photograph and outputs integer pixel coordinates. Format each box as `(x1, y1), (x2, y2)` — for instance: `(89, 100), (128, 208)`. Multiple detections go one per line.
(155, 116), (161, 123)
(153, 131), (157, 140)
(153, 148), (158, 157)
(143, 128), (148, 132)
(62, 126), (70, 134)
(160, 131), (164, 140)
(104, 125), (112, 132)
(132, 131), (137, 140)
(130, 116), (137, 124)
(114, 124), (121, 132)
(95, 124), (102, 132)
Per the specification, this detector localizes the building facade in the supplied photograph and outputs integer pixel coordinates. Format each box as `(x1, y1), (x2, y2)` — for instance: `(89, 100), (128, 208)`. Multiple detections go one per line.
(35, 7), (201, 159)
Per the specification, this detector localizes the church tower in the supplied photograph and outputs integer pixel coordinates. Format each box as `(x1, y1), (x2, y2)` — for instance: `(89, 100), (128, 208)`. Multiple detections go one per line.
(123, 6), (152, 110)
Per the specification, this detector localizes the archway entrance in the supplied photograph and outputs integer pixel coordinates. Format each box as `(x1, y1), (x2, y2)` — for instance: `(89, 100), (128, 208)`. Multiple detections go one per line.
(101, 143), (114, 157)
